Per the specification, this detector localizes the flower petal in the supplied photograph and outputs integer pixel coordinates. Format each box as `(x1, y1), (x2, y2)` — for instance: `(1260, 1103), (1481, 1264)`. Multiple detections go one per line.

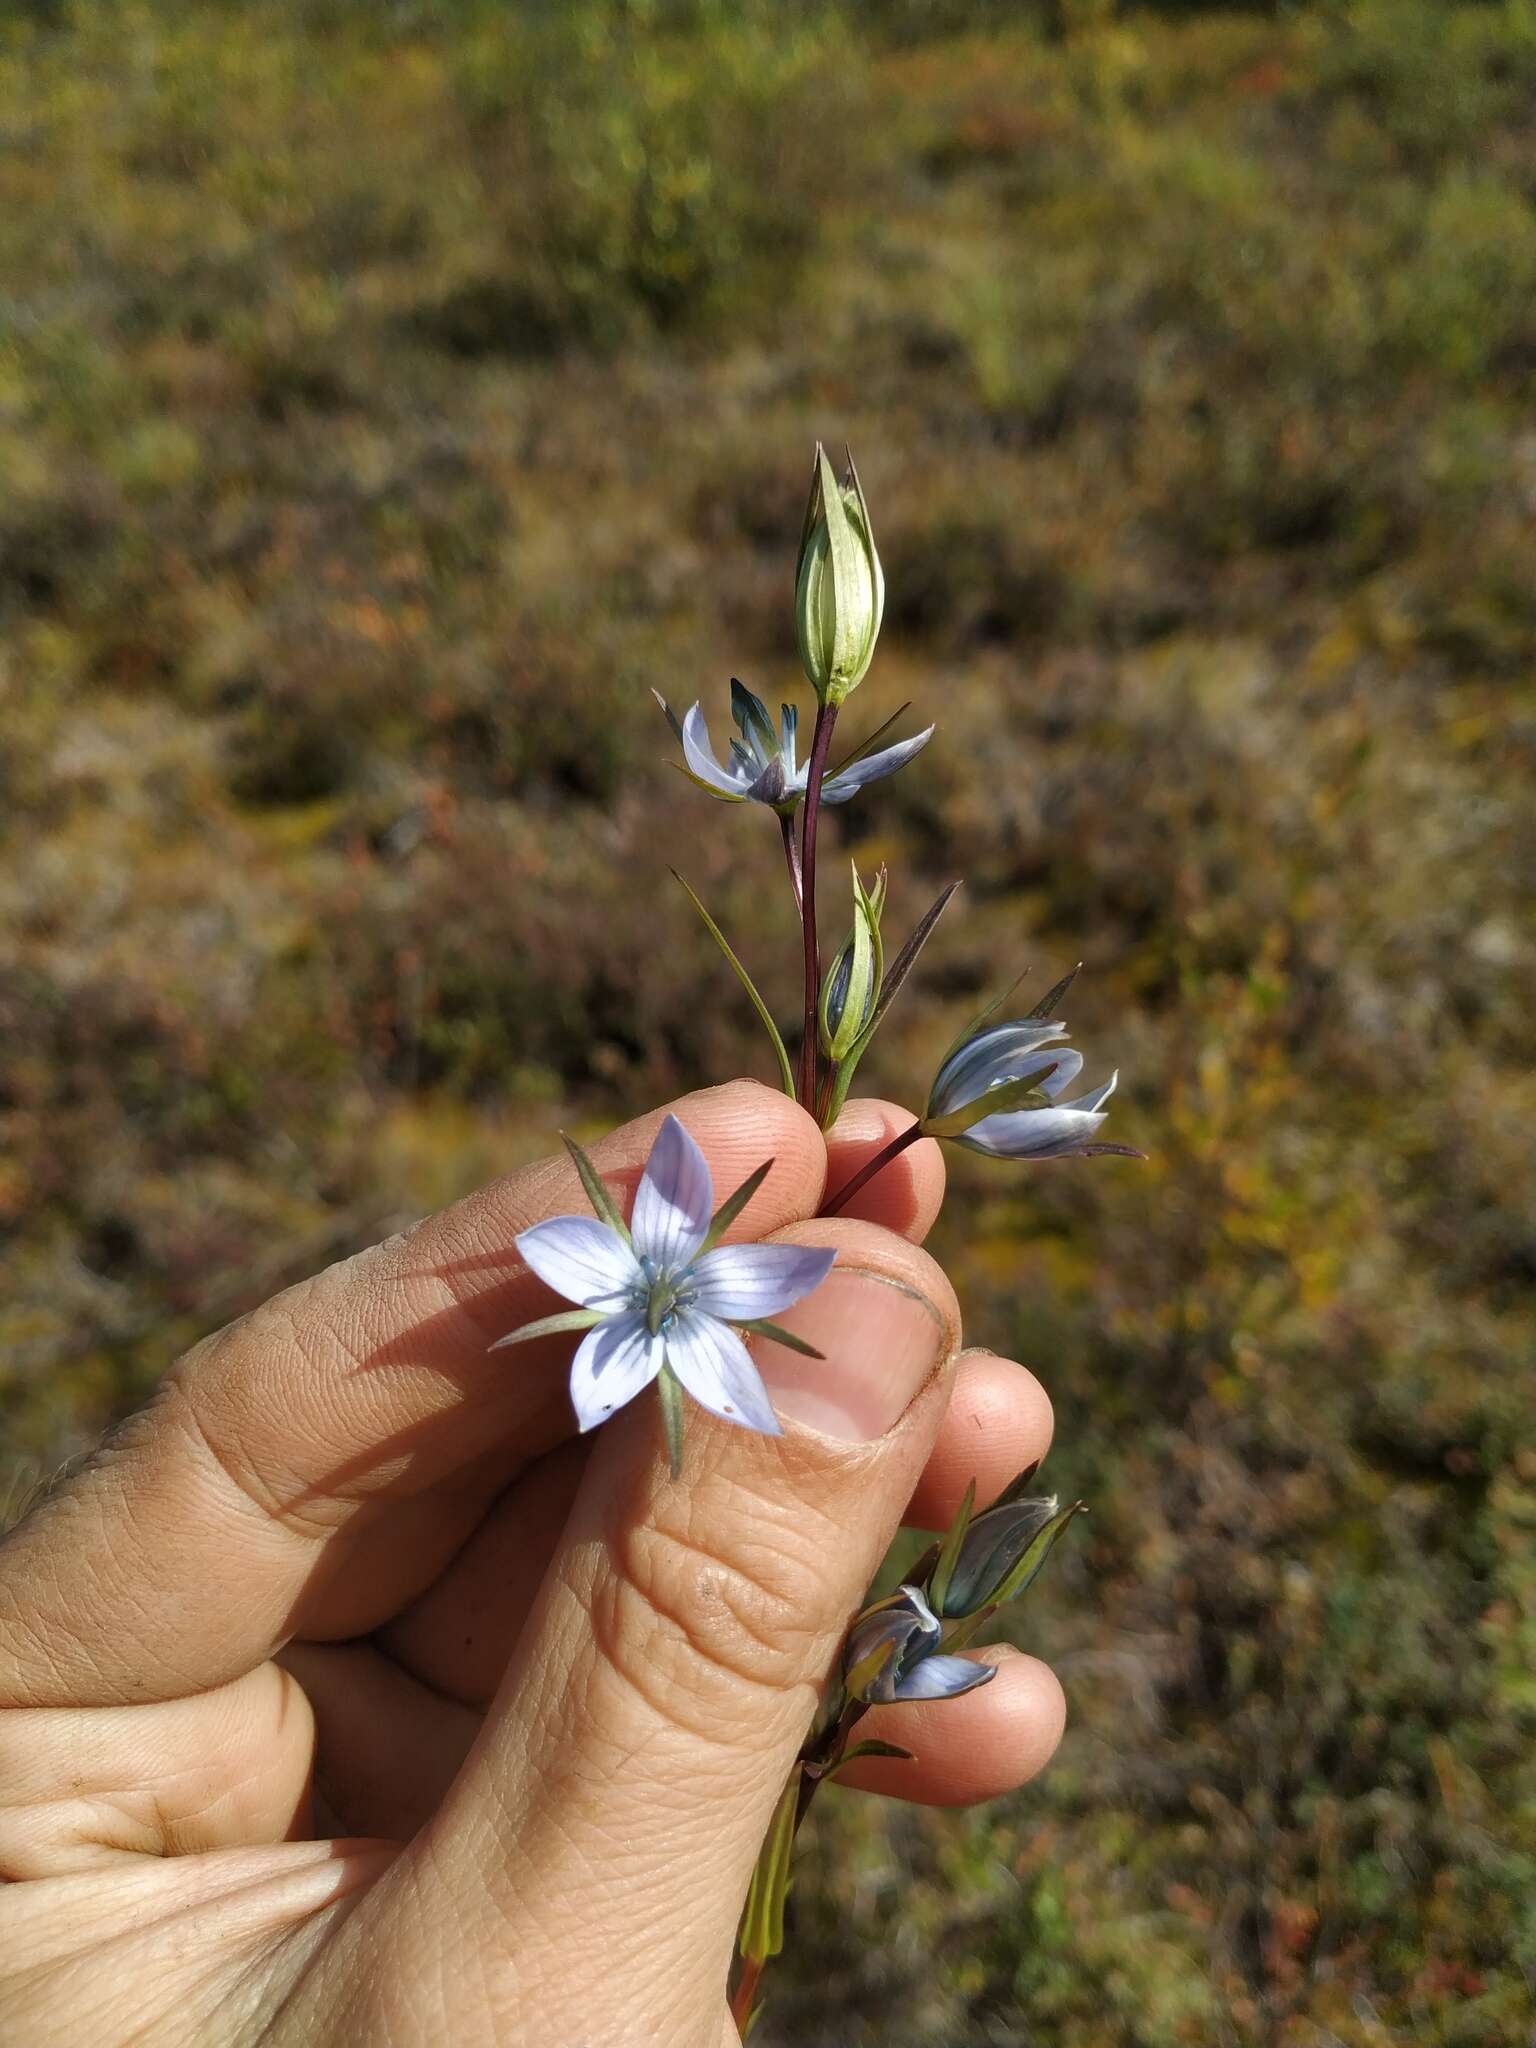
(666, 1312), (781, 1435)
(515, 1216), (641, 1306)
(893, 1653), (997, 1701)
(730, 677), (779, 759)
(954, 1105), (1108, 1160)
(568, 1310), (664, 1432)
(688, 1243), (837, 1321)
(681, 703), (751, 798)
(976, 1044), (1084, 1100)
(1067, 1069), (1118, 1115)
(779, 701), (799, 776)
(630, 1114), (715, 1271)
(928, 1020), (1068, 1117)
(821, 724), (935, 803)
(843, 1610), (923, 1703)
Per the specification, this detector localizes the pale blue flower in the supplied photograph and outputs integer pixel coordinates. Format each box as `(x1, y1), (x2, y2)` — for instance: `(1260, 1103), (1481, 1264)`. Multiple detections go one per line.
(927, 1016), (1126, 1160)
(842, 1583), (995, 1704)
(492, 1114), (835, 1444)
(658, 679), (932, 813)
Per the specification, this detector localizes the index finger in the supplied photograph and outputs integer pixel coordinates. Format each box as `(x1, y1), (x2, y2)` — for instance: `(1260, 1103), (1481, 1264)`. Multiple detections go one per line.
(0, 1081), (827, 1710)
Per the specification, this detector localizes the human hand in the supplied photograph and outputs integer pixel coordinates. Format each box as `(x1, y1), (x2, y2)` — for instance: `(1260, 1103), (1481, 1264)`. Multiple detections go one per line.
(0, 1081), (1064, 2047)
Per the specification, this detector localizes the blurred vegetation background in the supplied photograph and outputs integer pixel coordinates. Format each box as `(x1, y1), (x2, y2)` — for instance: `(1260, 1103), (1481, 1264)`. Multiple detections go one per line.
(2, 0), (1534, 2040)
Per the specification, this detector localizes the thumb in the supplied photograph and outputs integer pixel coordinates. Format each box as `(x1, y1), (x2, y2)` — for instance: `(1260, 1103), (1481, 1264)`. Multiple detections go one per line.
(390, 1216), (956, 2046)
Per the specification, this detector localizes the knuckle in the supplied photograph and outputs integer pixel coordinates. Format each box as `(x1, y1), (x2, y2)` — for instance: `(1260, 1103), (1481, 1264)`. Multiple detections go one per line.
(587, 1478), (848, 1738)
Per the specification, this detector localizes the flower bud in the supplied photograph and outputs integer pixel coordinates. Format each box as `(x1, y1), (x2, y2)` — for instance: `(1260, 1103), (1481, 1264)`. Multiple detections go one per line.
(795, 442), (884, 707)
(818, 864), (884, 1062)
(921, 967), (1141, 1161)
(930, 1492), (1060, 1618)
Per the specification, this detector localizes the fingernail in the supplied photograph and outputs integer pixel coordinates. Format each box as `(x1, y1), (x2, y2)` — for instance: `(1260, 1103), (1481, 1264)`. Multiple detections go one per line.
(753, 1267), (948, 1441)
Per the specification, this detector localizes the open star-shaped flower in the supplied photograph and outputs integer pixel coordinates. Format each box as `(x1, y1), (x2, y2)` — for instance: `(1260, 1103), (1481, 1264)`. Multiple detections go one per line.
(491, 1115), (836, 1473)
(657, 678), (932, 813)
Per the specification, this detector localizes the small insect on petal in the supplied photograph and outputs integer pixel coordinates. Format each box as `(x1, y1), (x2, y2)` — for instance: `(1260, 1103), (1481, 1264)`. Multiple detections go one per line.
(666, 1315), (783, 1436)
(569, 1313), (665, 1433)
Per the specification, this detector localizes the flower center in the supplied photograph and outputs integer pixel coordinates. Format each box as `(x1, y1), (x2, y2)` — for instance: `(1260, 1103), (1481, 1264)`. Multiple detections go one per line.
(632, 1255), (697, 1337)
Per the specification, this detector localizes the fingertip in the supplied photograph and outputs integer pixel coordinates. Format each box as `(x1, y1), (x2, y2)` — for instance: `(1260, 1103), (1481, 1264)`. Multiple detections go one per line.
(825, 1098), (945, 1241)
(594, 1079), (828, 1237)
(904, 1350), (1054, 1532)
(833, 1649), (1066, 1806)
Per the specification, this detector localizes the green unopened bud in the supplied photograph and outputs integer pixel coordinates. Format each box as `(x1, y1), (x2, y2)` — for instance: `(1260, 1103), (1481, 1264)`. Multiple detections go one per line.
(935, 1493), (1060, 1617)
(819, 864), (885, 1061)
(923, 1466), (1087, 1632)
(795, 442), (884, 707)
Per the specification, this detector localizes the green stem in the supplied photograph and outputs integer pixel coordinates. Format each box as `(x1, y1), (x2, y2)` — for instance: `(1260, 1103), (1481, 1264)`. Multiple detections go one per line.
(731, 1703), (868, 2031)
(797, 702), (838, 1107)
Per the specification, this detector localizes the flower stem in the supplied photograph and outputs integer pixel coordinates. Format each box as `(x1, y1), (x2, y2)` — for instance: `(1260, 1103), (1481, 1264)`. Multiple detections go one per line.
(729, 1703), (868, 2030)
(779, 810), (803, 916)
(820, 1117), (925, 1217)
(797, 701), (838, 1107)
(728, 1953), (764, 2034)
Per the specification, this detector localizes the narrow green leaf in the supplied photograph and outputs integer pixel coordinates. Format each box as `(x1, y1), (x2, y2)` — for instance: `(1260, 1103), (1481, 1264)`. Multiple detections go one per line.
(989, 1499), (1087, 1607)
(865, 879), (961, 1040)
(939, 1602), (996, 1653)
(1081, 1141), (1148, 1159)
(651, 686), (686, 744)
(935, 966), (1033, 1073)
(920, 1066), (1060, 1139)
(657, 1362), (687, 1480)
(488, 1308), (605, 1353)
(1027, 962), (1082, 1021)
(561, 1130), (629, 1241)
(991, 1460), (1042, 1510)
(822, 883), (958, 1130)
(819, 1056), (858, 1132)
(739, 1767), (801, 1965)
(823, 1739), (915, 1779)
(667, 757), (747, 801)
(737, 1318), (825, 1359)
(699, 1157), (774, 1256)
(673, 871), (796, 1098)
(826, 699), (914, 777)
(926, 1477), (976, 1618)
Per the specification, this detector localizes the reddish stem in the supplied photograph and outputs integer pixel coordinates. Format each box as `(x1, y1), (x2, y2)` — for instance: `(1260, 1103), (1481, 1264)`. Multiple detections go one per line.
(820, 1118), (925, 1217)
(796, 702), (838, 1107)
(729, 1955), (764, 2035)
